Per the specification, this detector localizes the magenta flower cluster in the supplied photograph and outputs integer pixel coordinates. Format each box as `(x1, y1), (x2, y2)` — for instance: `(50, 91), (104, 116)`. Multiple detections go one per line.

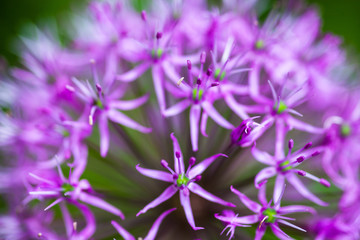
(0, 0), (359, 239)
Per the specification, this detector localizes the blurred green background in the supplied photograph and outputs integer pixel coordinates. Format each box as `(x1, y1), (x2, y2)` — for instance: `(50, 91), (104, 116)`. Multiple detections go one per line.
(0, 0), (360, 66)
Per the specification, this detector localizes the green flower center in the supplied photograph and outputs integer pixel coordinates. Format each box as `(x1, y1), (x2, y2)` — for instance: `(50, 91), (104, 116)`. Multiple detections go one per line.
(151, 48), (163, 59)
(255, 40), (265, 50)
(274, 100), (287, 114)
(61, 183), (75, 195)
(192, 88), (204, 101)
(96, 99), (104, 109)
(176, 174), (189, 187)
(214, 68), (226, 81)
(280, 159), (292, 172)
(1, 106), (11, 115)
(62, 130), (70, 138)
(340, 124), (351, 137)
(262, 208), (277, 223)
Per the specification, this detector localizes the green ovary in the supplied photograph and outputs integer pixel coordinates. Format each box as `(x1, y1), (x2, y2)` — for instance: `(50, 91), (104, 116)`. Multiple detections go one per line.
(274, 100), (287, 114)
(151, 48), (163, 59)
(341, 124), (351, 137)
(280, 160), (292, 172)
(96, 99), (104, 109)
(263, 208), (277, 223)
(176, 174), (189, 187)
(192, 88), (204, 101)
(214, 68), (226, 81)
(255, 40), (265, 49)
(62, 183), (75, 195)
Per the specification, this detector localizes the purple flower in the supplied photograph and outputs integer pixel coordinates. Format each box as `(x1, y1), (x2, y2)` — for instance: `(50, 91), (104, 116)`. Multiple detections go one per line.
(164, 52), (234, 151)
(68, 61), (151, 157)
(215, 210), (251, 240)
(136, 133), (235, 230)
(111, 208), (176, 240)
(216, 184), (315, 240)
(27, 163), (124, 226)
(252, 139), (330, 206)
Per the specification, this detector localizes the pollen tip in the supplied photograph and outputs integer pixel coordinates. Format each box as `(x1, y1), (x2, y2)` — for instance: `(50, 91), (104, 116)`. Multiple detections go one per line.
(161, 160), (168, 168)
(175, 151), (181, 159)
(189, 157), (196, 165)
(89, 115), (93, 126)
(187, 60), (192, 70)
(156, 32), (163, 39)
(200, 51), (206, 64)
(206, 68), (213, 76)
(197, 78), (201, 85)
(297, 156), (305, 163)
(177, 77), (184, 86)
(141, 10), (147, 21)
(304, 142), (312, 149)
(89, 59), (96, 64)
(194, 175), (202, 181)
(297, 170), (306, 176)
(311, 151), (321, 157)
(288, 139), (294, 149)
(320, 178), (331, 188)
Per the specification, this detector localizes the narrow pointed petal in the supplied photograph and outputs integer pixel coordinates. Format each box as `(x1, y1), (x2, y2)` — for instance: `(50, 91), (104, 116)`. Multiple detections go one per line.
(29, 191), (59, 196)
(251, 146), (275, 165)
(108, 109), (152, 133)
(258, 181), (268, 206)
(278, 219), (306, 232)
(216, 214), (260, 224)
(179, 190), (204, 230)
(273, 175), (285, 208)
(116, 62), (150, 82)
(44, 198), (63, 211)
(270, 224), (293, 240)
(255, 227), (266, 240)
(162, 61), (181, 84)
(137, 185), (178, 216)
(275, 118), (286, 159)
(225, 95), (250, 119)
(28, 173), (55, 185)
(189, 183), (235, 207)
(230, 186), (261, 212)
(60, 202), (73, 238)
(200, 112), (208, 137)
(163, 100), (191, 117)
(286, 173), (328, 206)
(170, 133), (185, 174)
(110, 94), (149, 111)
(144, 208), (177, 240)
(74, 202), (96, 240)
(152, 65), (166, 112)
(202, 101), (234, 129)
(254, 167), (276, 188)
(190, 105), (201, 152)
(278, 205), (316, 215)
(188, 153), (227, 179)
(111, 221), (136, 240)
(79, 192), (125, 219)
(286, 116), (324, 134)
(136, 164), (173, 182)
(99, 113), (110, 157)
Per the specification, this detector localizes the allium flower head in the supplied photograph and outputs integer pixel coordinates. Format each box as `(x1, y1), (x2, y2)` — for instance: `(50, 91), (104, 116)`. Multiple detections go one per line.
(136, 133), (235, 230)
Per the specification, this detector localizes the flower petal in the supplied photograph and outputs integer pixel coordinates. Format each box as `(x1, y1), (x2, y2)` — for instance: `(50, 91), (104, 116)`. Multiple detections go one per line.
(170, 133), (185, 174)
(99, 113), (109, 157)
(273, 175), (285, 208)
(225, 94), (250, 120)
(108, 109), (152, 133)
(179, 190), (204, 230)
(255, 227), (266, 240)
(144, 208), (177, 240)
(286, 172), (328, 206)
(200, 112), (208, 137)
(137, 185), (178, 216)
(286, 116), (324, 134)
(254, 167), (276, 188)
(189, 183), (235, 207)
(216, 214), (260, 225)
(152, 65), (166, 112)
(278, 205), (316, 215)
(251, 145), (275, 165)
(202, 101), (234, 129)
(270, 224), (293, 240)
(163, 100), (191, 117)
(79, 192), (125, 219)
(116, 62), (150, 82)
(188, 153), (227, 179)
(190, 105), (201, 152)
(230, 186), (261, 212)
(110, 94), (149, 111)
(111, 221), (136, 240)
(136, 164), (173, 182)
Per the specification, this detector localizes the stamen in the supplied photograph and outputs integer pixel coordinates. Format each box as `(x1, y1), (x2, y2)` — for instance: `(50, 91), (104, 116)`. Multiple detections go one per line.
(297, 170), (306, 176)
(141, 10), (147, 21)
(296, 156), (305, 163)
(311, 151), (320, 157)
(90, 59), (100, 85)
(259, 216), (268, 229)
(177, 77), (184, 86)
(200, 51), (206, 64)
(186, 157), (196, 175)
(161, 160), (175, 174)
(288, 139), (294, 150)
(320, 178), (331, 188)
(156, 32), (162, 39)
(73, 222), (77, 231)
